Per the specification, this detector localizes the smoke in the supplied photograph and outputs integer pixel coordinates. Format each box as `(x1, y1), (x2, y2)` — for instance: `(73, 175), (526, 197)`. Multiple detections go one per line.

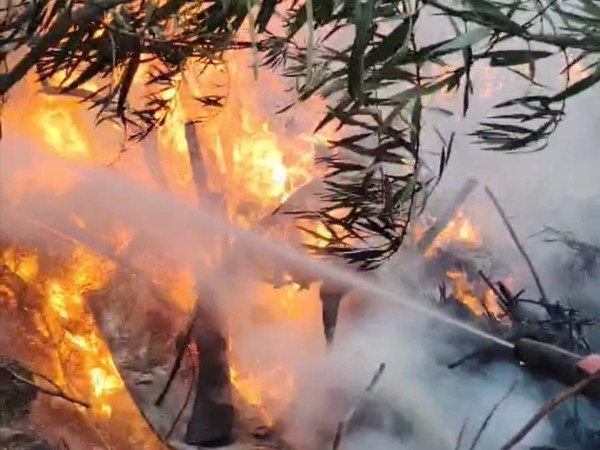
(262, 300), (558, 449)
(2, 13), (600, 446)
(1, 137), (562, 448)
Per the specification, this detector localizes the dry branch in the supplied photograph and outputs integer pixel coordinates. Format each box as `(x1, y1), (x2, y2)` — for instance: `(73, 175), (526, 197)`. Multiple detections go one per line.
(499, 371), (600, 450)
(467, 380), (518, 450)
(0, 360), (89, 409)
(155, 302), (200, 406)
(164, 363), (195, 441)
(484, 186), (548, 303)
(331, 363), (386, 450)
(184, 122), (209, 204)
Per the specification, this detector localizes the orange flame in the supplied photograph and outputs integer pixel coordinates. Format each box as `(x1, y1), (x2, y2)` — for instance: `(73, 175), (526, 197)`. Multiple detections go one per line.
(1, 37), (337, 432)
(423, 210), (482, 257)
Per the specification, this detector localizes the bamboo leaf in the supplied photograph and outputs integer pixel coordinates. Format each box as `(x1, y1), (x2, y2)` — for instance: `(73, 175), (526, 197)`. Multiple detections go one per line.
(486, 49), (554, 67)
(364, 16), (412, 68)
(256, 0), (277, 32)
(551, 64), (600, 102)
(348, 0), (375, 104)
(434, 26), (491, 54)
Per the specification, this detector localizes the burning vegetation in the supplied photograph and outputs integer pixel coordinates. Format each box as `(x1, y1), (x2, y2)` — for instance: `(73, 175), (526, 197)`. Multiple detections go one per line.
(1, 1), (600, 450)
(1, 46), (333, 447)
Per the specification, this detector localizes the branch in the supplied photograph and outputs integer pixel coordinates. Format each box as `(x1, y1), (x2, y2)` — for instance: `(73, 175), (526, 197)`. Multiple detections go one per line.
(467, 380), (518, 450)
(331, 363), (386, 450)
(484, 186), (548, 303)
(2, 362), (90, 409)
(184, 122), (210, 205)
(499, 371), (600, 450)
(155, 301), (200, 406)
(164, 360), (196, 441)
(0, 0), (130, 95)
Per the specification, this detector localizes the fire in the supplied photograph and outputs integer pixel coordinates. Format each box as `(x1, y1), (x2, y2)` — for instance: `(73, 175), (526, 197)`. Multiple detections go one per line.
(419, 211), (507, 319)
(1, 26), (336, 439)
(1, 245), (123, 419)
(424, 210), (483, 257)
(43, 246), (123, 416)
(229, 365), (295, 426)
(2, 246), (39, 283)
(446, 271), (503, 318)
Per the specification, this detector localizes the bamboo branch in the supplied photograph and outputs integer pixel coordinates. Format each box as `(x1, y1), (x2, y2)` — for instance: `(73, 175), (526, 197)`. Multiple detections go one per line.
(0, 0), (130, 95)
(484, 186), (548, 303)
(499, 371), (600, 450)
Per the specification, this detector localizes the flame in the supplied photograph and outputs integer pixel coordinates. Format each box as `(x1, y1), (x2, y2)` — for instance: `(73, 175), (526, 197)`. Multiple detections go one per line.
(1, 17), (337, 436)
(423, 210), (482, 257)
(43, 246), (123, 417)
(229, 363), (295, 427)
(417, 211), (508, 318)
(446, 270), (503, 318)
(2, 247), (39, 283)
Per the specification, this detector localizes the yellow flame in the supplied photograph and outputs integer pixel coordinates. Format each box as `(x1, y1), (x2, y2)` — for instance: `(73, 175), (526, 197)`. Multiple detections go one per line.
(2, 247), (39, 283)
(424, 210), (482, 257)
(43, 247), (123, 417)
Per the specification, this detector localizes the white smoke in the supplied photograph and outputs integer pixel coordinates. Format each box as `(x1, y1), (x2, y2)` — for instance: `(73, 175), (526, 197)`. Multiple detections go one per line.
(0, 139), (560, 449)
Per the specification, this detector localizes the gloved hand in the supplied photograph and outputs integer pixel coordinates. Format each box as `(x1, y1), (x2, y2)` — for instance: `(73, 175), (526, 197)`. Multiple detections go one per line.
(578, 354), (600, 375)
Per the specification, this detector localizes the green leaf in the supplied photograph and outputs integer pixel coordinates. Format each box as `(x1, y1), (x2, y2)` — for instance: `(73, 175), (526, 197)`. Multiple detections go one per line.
(434, 26), (491, 54)
(551, 64), (600, 102)
(382, 75), (455, 129)
(305, 0), (315, 88)
(467, 0), (509, 20)
(487, 49), (554, 67)
(348, 0), (375, 104)
(256, 0), (277, 32)
(364, 16), (412, 68)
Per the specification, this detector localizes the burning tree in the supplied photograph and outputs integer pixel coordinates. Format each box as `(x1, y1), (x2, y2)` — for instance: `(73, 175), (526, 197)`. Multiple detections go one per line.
(1, 1), (600, 449)
(1, 0), (600, 267)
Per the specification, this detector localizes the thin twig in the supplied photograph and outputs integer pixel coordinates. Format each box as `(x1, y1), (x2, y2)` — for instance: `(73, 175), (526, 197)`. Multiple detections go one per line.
(484, 186), (548, 303)
(331, 363), (386, 450)
(499, 372), (600, 450)
(3, 364), (90, 408)
(478, 271), (504, 306)
(468, 380), (518, 450)
(448, 347), (488, 369)
(164, 359), (196, 441)
(454, 418), (469, 450)
(156, 302), (200, 406)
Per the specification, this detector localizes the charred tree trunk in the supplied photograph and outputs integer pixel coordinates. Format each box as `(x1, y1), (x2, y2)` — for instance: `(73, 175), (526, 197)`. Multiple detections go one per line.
(319, 281), (346, 348)
(184, 296), (234, 447)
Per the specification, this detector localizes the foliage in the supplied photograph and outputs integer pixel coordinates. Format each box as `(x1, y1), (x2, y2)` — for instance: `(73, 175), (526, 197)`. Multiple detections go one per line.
(1, 0), (600, 269)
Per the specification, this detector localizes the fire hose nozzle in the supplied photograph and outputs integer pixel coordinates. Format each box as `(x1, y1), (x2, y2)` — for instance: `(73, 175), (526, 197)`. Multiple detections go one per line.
(513, 338), (600, 401)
